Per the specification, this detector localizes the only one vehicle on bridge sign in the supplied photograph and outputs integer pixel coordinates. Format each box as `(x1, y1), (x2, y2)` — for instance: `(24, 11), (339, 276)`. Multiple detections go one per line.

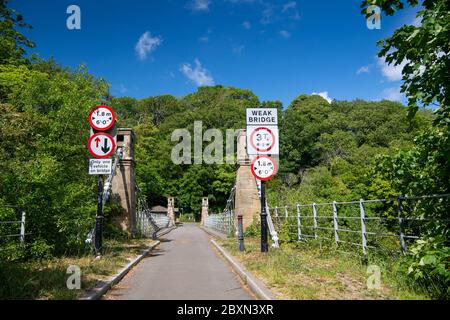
(88, 132), (116, 159)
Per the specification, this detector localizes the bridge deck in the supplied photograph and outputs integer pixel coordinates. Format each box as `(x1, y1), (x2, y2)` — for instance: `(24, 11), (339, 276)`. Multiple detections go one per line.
(104, 223), (253, 300)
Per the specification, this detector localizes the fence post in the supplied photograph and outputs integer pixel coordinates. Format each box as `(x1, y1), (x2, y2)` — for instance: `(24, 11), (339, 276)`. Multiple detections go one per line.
(275, 206), (278, 220)
(312, 203), (318, 239)
(285, 206), (289, 219)
(332, 201), (339, 245)
(397, 196), (407, 252)
(237, 215), (245, 252)
(359, 200), (367, 256)
(20, 211), (26, 245)
(297, 204), (302, 241)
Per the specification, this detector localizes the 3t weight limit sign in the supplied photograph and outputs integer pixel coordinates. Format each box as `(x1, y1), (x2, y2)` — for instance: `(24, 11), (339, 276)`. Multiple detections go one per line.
(251, 155), (277, 181)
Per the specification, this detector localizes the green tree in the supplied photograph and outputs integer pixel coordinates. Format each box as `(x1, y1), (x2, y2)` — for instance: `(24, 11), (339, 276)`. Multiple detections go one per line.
(361, 0), (449, 120)
(0, 0), (35, 65)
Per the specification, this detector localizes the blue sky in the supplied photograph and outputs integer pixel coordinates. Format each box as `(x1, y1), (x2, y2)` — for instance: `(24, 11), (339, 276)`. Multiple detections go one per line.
(12, 0), (420, 108)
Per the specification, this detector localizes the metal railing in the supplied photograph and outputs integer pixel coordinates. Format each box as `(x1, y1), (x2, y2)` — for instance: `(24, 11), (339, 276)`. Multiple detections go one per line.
(0, 206), (28, 251)
(135, 186), (171, 239)
(269, 194), (450, 256)
(204, 186), (236, 236)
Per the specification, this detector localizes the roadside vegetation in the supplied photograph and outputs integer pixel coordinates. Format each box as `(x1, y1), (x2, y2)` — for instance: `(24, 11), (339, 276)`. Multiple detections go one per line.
(0, 0), (448, 299)
(0, 238), (156, 299)
(219, 237), (426, 300)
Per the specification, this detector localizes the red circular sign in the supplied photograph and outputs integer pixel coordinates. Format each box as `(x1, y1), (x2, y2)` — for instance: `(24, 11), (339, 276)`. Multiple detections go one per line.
(87, 133), (116, 159)
(250, 127), (276, 152)
(251, 155), (277, 181)
(88, 105), (116, 131)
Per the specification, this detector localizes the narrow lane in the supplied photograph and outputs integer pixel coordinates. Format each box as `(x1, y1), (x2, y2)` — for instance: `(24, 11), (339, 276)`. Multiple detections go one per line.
(105, 223), (253, 300)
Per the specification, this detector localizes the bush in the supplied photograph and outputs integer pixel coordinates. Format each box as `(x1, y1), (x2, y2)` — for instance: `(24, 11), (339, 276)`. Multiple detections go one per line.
(405, 236), (450, 299)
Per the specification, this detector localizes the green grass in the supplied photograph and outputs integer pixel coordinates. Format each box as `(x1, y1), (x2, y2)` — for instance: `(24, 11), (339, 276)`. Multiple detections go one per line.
(219, 237), (428, 300)
(0, 238), (157, 300)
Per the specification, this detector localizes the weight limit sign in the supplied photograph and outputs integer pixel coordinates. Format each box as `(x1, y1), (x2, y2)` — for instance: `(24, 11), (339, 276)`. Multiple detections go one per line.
(250, 127), (276, 152)
(251, 155), (277, 181)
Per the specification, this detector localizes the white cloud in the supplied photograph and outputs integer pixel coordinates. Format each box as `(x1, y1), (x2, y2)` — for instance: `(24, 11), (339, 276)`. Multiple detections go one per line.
(232, 44), (245, 55)
(261, 4), (275, 24)
(118, 84), (128, 94)
(199, 36), (209, 43)
(282, 1), (296, 12)
(357, 65), (370, 74)
(312, 91), (332, 104)
(378, 56), (407, 81)
(187, 0), (211, 11)
(381, 87), (404, 102)
(279, 30), (291, 39)
(412, 16), (422, 27)
(135, 31), (162, 61)
(242, 21), (251, 29)
(180, 59), (215, 86)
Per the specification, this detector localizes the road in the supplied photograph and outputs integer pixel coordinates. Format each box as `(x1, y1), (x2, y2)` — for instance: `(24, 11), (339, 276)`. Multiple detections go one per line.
(105, 223), (253, 300)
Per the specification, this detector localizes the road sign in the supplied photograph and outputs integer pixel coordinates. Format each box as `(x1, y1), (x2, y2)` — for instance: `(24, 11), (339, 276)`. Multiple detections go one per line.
(247, 125), (279, 155)
(89, 159), (112, 175)
(251, 155), (277, 181)
(89, 105), (116, 131)
(246, 108), (278, 126)
(88, 132), (116, 159)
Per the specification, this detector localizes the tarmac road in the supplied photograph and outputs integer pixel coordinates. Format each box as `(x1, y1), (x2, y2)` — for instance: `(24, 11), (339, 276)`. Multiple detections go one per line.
(104, 223), (253, 300)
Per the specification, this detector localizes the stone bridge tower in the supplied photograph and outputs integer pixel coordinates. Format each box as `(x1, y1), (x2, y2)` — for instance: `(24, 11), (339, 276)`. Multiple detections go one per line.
(167, 197), (176, 226)
(201, 197), (209, 226)
(111, 128), (136, 233)
(234, 130), (260, 229)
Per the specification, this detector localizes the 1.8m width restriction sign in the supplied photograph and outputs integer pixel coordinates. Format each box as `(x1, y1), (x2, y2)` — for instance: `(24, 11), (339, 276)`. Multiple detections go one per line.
(89, 105), (116, 131)
(251, 155), (277, 181)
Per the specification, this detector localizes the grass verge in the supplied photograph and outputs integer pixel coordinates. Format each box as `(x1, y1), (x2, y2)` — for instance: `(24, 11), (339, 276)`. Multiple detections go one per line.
(0, 238), (157, 300)
(218, 237), (427, 300)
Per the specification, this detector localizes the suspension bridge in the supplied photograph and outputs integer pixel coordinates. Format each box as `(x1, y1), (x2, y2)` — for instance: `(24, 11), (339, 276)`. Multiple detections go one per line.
(1, 125), (448, 300)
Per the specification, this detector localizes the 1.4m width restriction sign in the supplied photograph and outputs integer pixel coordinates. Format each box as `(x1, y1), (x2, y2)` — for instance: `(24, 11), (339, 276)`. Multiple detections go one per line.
(89, 105), (116, 131)
(251, 155), (277, 181)
(88, 132), (116, 159)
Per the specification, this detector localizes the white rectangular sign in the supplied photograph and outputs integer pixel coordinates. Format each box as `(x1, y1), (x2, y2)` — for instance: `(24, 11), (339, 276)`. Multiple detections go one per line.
(89, 159), (112, 175)
(246, 108), (278, 126)
(246, 125), (279, 155)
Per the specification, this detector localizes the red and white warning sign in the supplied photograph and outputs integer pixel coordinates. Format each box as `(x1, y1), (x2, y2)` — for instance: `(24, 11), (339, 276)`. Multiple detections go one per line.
(89, 105), (116, 131)
(88, 133), (116, 159)
(247, 125), (279, 155)
(251, 155), (277, 181)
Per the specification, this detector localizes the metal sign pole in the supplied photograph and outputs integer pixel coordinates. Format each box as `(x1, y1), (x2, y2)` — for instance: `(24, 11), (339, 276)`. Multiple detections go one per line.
(260, 180), (269, 252)
(95, 176), (104, 256)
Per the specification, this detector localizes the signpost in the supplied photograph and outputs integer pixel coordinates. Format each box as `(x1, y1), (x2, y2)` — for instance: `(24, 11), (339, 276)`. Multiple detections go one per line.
(87, 104), (117, 256)
(246, 108), (279, 253)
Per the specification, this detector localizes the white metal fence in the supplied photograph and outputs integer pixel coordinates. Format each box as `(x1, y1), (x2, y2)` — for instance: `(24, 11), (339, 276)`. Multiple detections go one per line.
(0, 206), (27, 251)
(270, 194), (450, 255)
(204, 186), (236, 236)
